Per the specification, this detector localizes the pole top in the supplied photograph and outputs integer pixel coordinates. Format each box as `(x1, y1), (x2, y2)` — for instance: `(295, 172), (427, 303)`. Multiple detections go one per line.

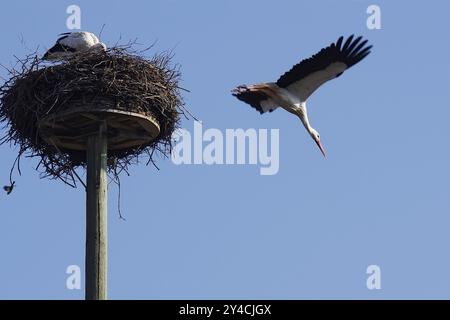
(38, 108), (160, 151)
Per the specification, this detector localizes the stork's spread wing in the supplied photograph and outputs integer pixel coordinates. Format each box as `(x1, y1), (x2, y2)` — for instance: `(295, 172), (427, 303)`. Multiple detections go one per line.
(232, 85), (278, 114)
(277, 35), (372, 100)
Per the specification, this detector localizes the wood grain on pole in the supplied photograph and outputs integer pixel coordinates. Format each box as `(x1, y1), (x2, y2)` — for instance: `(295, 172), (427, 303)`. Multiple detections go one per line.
(85, 121), (108, 300)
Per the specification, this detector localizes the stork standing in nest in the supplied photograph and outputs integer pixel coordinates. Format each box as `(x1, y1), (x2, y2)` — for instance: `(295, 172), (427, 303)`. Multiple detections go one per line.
(232, 35), (372, 157)
(43, 31), (107, 61)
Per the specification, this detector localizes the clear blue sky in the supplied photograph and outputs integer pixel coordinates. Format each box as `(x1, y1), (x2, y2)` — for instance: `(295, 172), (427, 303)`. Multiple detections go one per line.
(1, 0), (450, 299)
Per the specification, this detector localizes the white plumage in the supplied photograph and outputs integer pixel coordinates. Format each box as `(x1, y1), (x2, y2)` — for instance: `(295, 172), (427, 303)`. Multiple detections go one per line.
(43, 31), (107, 61)
(232, 35), (372, 157)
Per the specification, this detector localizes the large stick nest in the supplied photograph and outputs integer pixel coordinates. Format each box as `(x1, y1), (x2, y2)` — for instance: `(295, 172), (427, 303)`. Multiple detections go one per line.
(0, 45), (188, 187)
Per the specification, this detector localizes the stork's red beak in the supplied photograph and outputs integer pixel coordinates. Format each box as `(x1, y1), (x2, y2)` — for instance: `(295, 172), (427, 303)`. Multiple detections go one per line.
(315, 139), (326, 158)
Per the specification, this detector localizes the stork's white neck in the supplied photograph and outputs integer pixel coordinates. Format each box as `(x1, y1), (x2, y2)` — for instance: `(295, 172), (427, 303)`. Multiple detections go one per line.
(296, 103), (314, 135)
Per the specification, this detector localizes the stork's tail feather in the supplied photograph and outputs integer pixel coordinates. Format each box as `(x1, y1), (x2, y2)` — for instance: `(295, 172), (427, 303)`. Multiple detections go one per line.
(231, 84), (278, 114)
(231, 84), (251, 96)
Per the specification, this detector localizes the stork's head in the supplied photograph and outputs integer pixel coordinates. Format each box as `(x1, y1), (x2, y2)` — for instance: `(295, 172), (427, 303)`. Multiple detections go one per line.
(310, 128), (326, 158)
(91, 42), (107, 53)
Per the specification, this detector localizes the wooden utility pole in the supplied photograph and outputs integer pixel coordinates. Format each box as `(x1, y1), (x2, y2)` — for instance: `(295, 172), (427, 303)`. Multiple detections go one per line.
(85, 121), (108, 300)
(38, 108), (160, 300)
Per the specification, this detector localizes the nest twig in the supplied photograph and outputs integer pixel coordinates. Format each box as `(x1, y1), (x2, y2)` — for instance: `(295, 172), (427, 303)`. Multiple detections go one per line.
(0, 43), (188, 187)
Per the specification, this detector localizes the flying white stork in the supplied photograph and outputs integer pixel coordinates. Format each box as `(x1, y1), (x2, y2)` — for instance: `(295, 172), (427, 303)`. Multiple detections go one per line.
(232, 35), (372, 157)
(43, 31), (107, 61)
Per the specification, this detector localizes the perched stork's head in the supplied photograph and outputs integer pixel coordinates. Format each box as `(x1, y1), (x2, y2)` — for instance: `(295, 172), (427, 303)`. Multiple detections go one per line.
(92, 42), (107, 52)
(310, 128), (326, 158)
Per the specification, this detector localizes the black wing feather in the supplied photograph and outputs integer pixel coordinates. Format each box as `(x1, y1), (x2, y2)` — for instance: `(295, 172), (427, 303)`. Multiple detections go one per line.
(42, 42), (77, 60)
(56, 33), (71, 42)
(335, 36), (344, 50)
(349, 39), (368, 57)
(341, 35), (354, 52)
(276, 35), (372, 88)
(343, 36), (362, 55)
